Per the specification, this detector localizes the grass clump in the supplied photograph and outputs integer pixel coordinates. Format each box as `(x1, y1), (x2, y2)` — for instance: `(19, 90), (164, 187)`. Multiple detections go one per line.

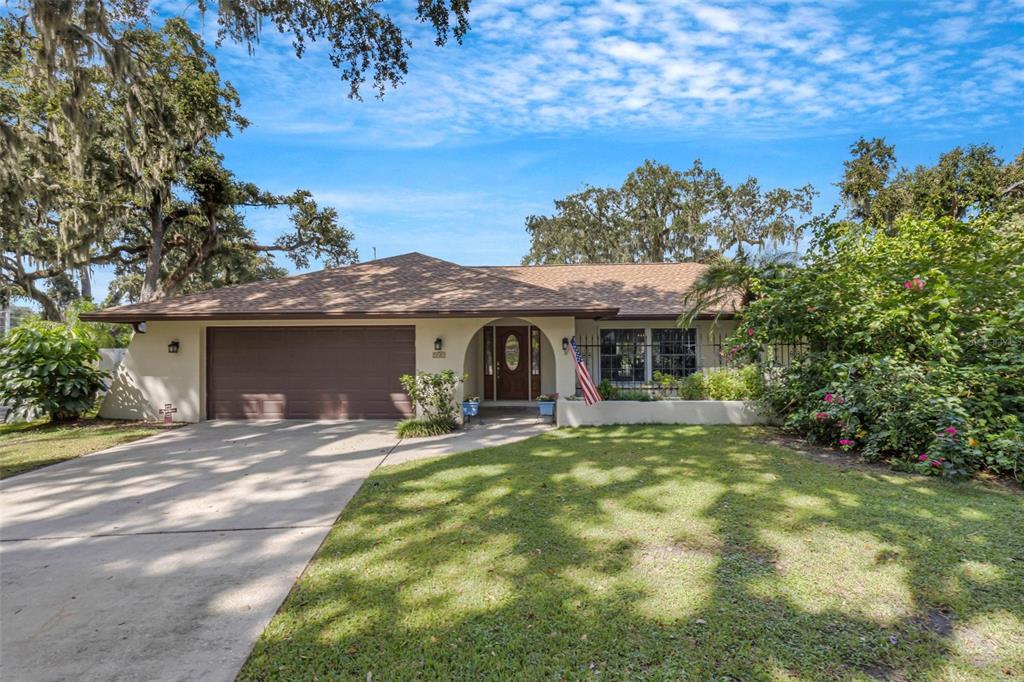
(395, 416), (458, 438)
(0, 418), (171, 478)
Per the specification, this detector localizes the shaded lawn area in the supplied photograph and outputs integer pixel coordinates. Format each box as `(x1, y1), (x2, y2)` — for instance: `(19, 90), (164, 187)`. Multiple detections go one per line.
(241, 426), (1024, 681)
(0, 418), (172, 479)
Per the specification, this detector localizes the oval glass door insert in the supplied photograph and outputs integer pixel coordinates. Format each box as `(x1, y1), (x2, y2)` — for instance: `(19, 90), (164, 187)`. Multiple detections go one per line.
(504, 334), (520, 371)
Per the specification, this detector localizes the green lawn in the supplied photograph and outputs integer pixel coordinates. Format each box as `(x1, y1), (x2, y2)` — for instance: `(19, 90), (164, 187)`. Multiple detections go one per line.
(0, 418), (171, 479)
(241, 426), (1024, 681)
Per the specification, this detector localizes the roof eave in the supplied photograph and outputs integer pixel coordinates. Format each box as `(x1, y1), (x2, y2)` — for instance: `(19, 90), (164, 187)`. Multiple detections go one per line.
(79, 307), (621, 324)
(606, 311), (738, 321)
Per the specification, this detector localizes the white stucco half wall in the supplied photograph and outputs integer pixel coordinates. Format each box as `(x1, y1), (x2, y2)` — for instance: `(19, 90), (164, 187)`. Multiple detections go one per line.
(558, 400), (769, 427)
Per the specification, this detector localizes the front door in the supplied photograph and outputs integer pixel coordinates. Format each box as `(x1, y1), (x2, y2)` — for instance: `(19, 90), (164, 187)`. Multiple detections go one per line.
(496, 326), (529, 399)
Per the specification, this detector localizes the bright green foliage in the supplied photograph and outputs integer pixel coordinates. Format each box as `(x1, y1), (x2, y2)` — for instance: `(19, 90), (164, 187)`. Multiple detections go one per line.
(396, 417), (459, 439)
(652, 366), (761, 400)
(0, 323), (109, 421)
(399, 370), (466, 423)
(736, 213), (1024, 479)
(699, 365), (762, 400)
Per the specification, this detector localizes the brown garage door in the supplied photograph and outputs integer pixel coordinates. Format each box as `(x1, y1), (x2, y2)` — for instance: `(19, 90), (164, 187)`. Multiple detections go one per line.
(206, 326), (415, 419)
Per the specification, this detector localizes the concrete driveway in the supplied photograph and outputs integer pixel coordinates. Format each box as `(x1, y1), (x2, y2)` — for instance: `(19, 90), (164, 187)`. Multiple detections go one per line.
(0, 420), (399, 682)
(0, 415), (551, 682)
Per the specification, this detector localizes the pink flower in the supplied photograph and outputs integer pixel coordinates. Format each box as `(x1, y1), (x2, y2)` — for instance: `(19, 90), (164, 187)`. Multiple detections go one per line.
(839, 439), (855, 447)
(918, 454), (929, 462)
(944, 426), (957, 436)
(747, 327), (755, 337)
(904, 277), (926, 291)
(824, 393), (835, 403)
(904, 280), (913, 289)
(930, 460), (942, 468)
(815, 412), (830, 421)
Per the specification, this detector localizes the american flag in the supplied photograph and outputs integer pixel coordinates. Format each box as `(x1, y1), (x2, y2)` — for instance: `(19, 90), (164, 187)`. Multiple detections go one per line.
(570, 337), (602, 405)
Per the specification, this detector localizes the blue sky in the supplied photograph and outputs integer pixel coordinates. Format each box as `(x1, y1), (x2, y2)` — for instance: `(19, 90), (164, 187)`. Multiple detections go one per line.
(95, 0), (1024, 298)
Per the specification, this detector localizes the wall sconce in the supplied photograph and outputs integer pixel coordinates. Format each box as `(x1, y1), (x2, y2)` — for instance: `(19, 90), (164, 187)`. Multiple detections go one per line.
(167, 340), (180, 354)
(562, 337), (570, 353)
(434, 337), (444, 351)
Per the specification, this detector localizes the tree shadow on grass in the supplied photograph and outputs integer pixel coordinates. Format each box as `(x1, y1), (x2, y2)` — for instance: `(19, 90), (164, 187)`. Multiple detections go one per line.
(241, 426), (1024, 680)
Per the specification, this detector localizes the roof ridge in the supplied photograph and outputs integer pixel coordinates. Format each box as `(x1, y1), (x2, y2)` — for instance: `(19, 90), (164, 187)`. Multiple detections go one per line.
(478, 261), (708, 268)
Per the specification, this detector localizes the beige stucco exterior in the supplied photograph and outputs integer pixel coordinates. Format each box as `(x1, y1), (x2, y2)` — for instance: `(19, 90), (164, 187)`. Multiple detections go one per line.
(101, 316), (739, 422)
(100, 316), (579, 422)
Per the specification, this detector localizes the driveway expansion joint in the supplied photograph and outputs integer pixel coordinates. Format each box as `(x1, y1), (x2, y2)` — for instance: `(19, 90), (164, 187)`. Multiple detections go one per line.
(1, 524), (339, 543)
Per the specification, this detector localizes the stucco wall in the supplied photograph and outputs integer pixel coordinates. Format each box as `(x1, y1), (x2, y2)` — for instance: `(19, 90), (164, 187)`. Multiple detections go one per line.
(101, 316), (577, 422)
(101, 321), (204, 421)
(558, 400), (768, 427)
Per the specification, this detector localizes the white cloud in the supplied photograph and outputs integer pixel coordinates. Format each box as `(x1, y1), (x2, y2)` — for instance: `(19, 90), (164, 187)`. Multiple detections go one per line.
(596, 38), (666, 63)
(690, 4), (743, 33)
(210, 0), (1024, 145)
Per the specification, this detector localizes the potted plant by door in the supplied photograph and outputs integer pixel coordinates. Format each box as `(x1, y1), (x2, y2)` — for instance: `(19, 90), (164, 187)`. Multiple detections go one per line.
(536, 393), (558, 419)
(462, 396), (480, 422)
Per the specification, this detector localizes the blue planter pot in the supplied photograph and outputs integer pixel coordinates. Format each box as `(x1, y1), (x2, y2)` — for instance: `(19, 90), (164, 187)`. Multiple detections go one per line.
(462, 401), (480, 417)
(538, 401), (555, 417)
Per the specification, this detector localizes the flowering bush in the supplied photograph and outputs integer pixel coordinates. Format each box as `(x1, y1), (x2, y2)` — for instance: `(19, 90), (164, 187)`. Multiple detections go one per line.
(738, 212), (1023, 481)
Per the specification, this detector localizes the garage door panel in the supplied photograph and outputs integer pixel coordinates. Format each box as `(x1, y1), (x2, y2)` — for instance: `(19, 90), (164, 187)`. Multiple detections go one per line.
(207, 327), (415, 420)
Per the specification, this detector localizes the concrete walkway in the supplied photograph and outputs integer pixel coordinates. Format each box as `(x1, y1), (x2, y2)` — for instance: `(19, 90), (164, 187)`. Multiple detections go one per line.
(0, 416), (548, 682)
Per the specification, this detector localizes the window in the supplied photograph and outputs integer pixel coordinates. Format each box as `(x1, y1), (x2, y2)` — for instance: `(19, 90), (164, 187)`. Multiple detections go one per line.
(652, 328), (697, 378)
(600, 329), (646, 384)
(531, 327), (540, 375)
(484, 330), (494, 376)
(504, 333), (520, 370)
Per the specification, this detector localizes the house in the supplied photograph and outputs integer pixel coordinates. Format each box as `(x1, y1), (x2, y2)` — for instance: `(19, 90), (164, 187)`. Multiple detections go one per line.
(81, 253), (740, 421)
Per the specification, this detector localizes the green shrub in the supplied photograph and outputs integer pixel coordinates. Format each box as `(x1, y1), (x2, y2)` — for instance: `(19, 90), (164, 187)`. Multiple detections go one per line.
(676, 373), (706, 400)
(396, 417), (459, 438)
(0, 322), (109, 421)
(615, 390), (659, 401)
(738, 213), (1024, 480)
(398, 370), (466, 422)
(667, 366), (760, 400)
(597, 379), (618, 400)
(702, 365), (761, 400)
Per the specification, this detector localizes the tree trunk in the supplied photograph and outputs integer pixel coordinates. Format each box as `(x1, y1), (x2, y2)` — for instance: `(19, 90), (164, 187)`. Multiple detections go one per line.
(139, 189), (166, 302)
(24, 279), (63, 322)
(160, 211), (219, 299)
(79, 266), (92, 301)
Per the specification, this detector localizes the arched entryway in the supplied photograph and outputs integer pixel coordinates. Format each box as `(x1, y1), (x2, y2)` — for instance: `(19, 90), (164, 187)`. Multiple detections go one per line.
(462, 318), (559, 402)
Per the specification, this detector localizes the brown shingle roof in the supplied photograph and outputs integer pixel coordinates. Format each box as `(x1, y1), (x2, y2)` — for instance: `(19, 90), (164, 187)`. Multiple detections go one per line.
(477, 262), (741, 318)
(81, 253), (619, 322)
